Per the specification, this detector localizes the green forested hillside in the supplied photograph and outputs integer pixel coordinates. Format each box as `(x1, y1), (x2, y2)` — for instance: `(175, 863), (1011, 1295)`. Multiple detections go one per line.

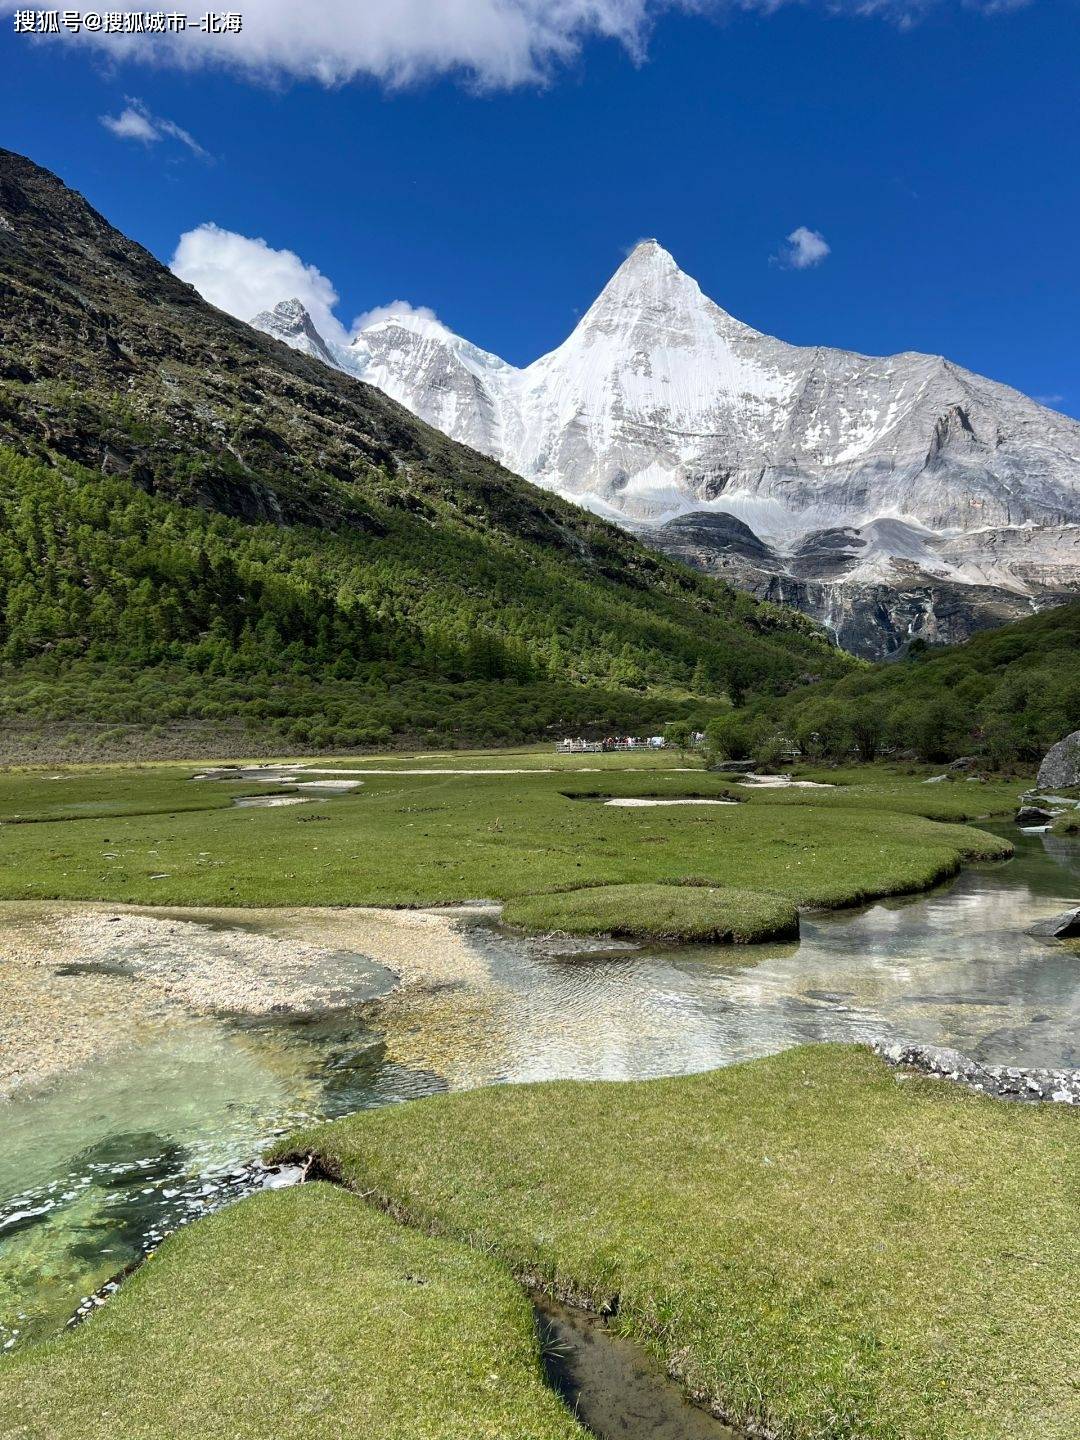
(727, 602), (1080, 767)
(0, 151), (851, 755)
(0, 446), (843, 752)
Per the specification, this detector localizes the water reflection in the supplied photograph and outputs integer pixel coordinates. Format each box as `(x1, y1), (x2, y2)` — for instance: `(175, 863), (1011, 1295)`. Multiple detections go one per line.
(375, 826), (1079, 1084)
(1, 826), (1077, 1350)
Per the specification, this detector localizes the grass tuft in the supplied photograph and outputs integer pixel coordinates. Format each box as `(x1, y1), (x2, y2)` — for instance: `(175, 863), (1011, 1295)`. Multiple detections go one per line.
(0, 1184), (586, 1440)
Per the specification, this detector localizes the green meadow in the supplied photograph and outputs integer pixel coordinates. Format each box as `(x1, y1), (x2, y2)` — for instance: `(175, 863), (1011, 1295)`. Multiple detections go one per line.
(0, 754), (1016, 940)
(274, 1044), (1079, 1440)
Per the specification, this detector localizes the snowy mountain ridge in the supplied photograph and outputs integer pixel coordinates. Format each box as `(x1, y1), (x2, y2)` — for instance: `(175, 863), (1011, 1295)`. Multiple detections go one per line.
(251, 241), (1080, 655)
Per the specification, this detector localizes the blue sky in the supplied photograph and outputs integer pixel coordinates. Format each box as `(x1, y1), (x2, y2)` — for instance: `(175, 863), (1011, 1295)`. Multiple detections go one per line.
(2, 1), (1077, 414)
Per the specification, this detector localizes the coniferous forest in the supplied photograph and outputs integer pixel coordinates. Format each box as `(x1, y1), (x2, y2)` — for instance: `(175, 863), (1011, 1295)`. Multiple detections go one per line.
(0, 445), (843, 753)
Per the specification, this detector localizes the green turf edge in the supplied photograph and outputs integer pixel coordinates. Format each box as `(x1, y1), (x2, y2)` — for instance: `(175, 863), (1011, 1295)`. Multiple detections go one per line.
(0, 1184), (586, 1440)
(502, 881), (800, 943)
(271, 1045), (1080, 1440)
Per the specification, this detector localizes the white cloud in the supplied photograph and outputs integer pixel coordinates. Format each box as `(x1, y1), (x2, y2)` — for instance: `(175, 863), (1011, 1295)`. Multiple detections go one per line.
(100, 98), (208, 157)
(170, 225), (444, 345)
(170, 223), (349, 343)
(1034, 394), (1065, 408)
(774, 225), (831, 271)
(38, 0), (672, 89)
(352, 299), (443, 333)
(100, 106), (159, 143)
(5, 0), (1026, 92)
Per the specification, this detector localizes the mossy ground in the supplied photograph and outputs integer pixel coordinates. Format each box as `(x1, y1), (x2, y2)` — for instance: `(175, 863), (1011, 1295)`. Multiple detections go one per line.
(0, 755), (1015, 940)
(0, 1184), (585, 1440)
(275, 1045), (1080, 1440)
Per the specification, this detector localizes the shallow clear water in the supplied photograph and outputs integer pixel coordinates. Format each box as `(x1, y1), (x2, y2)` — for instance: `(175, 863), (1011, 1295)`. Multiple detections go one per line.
(1, 825), (1077, 1350)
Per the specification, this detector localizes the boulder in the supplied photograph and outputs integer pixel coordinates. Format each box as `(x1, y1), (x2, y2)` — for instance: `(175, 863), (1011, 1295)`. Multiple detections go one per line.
(1015, 805), (1055, 825)
(1027, 906), (1080, 940)
(1036, 730), (1080, 790)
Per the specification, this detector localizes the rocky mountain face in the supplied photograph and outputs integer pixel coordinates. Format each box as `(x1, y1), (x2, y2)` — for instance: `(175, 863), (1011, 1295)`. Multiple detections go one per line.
(646, 511), (1080, 655)
(252, 241), (1080, 657)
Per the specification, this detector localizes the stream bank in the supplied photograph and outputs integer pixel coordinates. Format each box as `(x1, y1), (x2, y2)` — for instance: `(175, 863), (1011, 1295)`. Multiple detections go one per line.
(1, 824), (1078, 1353)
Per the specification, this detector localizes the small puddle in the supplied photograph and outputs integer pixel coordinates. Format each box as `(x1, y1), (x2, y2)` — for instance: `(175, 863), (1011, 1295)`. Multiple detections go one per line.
(737, 773), (833, 789)
(231, 795), (315, 809)
(294, 780), (362, 792)
(535, 1294), (737, 1439)
(196, 768), (361, 809)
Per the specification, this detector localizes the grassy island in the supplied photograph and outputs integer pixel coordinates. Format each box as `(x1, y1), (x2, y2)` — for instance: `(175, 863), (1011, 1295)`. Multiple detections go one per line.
(272, 1044), (1079, 1440)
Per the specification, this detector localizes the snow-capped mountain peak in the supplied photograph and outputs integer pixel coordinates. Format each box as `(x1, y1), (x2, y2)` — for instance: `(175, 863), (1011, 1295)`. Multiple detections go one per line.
(583, 238), (762, 344)
(248, 244), (1080, 656)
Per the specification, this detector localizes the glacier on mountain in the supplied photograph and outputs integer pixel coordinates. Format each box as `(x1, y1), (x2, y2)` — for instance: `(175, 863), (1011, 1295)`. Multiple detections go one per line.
(251, 240), (1080, 656)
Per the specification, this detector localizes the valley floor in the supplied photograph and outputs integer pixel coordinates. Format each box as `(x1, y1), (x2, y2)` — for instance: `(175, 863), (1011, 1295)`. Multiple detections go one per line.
(0, 750), (1015, 1092)
(3, 751), (1073, 1440)
(0, 748), (1015, 922)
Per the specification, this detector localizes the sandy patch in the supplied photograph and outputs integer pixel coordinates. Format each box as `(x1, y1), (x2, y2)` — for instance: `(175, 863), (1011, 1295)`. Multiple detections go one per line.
(0, 941), (171, 1103)
(737, 774), (834, 789)
(602, 798), (737, 808)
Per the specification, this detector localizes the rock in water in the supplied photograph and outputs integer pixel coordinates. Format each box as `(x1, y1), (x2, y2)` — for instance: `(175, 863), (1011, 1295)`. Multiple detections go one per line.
(1037, 730), (1080, 790)
(1015, 805), (1056, 824)
(1027, 907), (1080, 940)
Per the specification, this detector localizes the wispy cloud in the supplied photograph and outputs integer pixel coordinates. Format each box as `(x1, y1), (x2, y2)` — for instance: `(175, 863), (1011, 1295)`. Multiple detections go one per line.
(8, 0), (1034, 93)
(100, 99), (208, 159)
(772, 226), (831, 271)
(100, 106), (159, 143)
(1034, 393), (1065, 408)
